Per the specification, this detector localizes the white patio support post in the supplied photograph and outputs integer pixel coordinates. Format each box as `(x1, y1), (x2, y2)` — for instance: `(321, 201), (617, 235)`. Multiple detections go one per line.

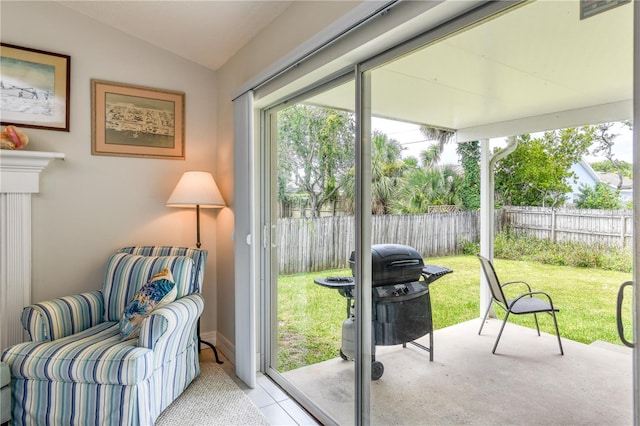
(479, 139), (492, 318)
(632, 0), (639, 422)
(478, 137), (518, 318)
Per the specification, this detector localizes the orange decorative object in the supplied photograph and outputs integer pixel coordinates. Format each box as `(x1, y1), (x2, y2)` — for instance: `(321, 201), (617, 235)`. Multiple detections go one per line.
(0, 125), (29, 150)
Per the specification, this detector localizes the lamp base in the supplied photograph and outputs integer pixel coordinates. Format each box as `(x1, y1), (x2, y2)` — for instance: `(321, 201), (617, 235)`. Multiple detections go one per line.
(198, 319), (223, 364)
(200, 338), (224, 364)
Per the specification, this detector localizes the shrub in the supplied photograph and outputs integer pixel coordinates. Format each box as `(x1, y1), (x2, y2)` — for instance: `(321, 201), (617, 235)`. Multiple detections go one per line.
(576, 182), (622, 209)
(492, 231), (632, 272)
(458, 238), (479, 255)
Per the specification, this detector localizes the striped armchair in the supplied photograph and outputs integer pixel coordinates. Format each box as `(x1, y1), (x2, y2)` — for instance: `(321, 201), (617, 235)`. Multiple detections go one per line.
(1, 247), (207, 425)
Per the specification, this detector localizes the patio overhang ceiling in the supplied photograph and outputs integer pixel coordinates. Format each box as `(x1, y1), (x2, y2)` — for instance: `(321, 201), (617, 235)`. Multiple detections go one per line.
(306, 0), (633, 143)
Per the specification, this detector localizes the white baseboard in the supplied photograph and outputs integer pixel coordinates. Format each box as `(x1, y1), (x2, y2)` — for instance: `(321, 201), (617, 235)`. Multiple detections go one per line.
(199, 331), (261, 378)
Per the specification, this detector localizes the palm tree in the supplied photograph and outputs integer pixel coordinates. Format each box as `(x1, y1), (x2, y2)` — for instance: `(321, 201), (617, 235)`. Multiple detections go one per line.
(341, 131), (406, 214)
(392, 165), (463, 214)
(418, 125), (455, 167)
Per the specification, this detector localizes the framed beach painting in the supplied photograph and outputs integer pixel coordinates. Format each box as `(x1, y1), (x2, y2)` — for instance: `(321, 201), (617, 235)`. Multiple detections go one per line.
(0, 43), (71, 131)
(91, 80), (185, 160)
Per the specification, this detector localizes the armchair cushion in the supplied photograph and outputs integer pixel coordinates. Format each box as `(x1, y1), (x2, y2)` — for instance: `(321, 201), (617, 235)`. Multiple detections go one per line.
(119, 268), (177, 340)
(103, 252), (193, 322)
(118, 246), (206, 293)
(3, 322), (152, 385)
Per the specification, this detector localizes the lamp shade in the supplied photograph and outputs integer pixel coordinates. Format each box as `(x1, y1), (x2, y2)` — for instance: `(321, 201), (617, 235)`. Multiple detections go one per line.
(166, 171), (226, 208)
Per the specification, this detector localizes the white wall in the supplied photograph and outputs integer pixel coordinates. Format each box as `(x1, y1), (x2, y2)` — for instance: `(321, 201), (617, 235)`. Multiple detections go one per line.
(568, 161), (599, 204)
(1, 2), (220, 339)
(1, 0), (363, 357)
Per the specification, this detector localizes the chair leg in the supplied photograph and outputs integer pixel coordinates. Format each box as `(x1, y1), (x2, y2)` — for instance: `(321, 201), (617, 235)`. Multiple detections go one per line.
(478, 301), (493, 335)
(533, 313), (541, 336)
(551, 310), (564, 355)
(493, 311), (511, 354)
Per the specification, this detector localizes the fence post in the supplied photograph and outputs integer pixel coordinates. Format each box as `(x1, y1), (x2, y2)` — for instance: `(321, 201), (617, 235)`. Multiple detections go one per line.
(551, 209), (556, 243)
(621, 214), (626, 247)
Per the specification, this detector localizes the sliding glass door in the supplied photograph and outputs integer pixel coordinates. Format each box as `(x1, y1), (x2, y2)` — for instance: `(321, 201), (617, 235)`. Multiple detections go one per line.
(262, 77), (360, 425)
(258, 1), (637, 424)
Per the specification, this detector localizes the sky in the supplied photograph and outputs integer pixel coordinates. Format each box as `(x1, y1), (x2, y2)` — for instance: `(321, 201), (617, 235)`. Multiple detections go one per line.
(372, 117), (633, 166)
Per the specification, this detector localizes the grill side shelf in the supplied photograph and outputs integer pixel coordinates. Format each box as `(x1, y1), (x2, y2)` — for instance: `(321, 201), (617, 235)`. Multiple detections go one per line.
(422, 264), (453, 285)
(313, 264), (453, 289)
(314, 276), (355, 289)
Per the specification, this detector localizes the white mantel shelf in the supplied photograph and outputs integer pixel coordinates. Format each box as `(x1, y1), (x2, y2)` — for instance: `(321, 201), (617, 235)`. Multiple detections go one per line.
(0, 150), (65, 193)
(1, 149), (64, 351)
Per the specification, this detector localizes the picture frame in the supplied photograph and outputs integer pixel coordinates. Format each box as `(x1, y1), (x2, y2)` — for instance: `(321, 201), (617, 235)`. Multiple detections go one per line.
(0, 43), (71, 131)
(91, 79), (185, 160)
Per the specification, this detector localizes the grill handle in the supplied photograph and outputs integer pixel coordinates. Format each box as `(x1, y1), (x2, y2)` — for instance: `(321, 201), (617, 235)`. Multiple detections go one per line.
(388, 260), (421, 268)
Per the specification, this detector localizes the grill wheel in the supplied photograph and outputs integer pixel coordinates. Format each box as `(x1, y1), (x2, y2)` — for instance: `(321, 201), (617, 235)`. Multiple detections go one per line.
(371, 360), (384, 381)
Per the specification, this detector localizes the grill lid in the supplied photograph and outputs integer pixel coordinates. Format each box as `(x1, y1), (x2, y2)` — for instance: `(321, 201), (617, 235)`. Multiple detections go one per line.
(349, 244), (425, 286)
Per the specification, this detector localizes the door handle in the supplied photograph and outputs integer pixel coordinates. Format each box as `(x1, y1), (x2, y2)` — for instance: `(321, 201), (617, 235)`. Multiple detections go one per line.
(616, 281), (634, 348)
(271, 225), (277, 248)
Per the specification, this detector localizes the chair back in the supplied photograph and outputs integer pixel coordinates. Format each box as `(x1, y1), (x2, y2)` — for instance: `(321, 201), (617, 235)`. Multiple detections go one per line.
(102, 252), (194, 322)
(118, 246), (207, 293)
(477, 254), (508, 305)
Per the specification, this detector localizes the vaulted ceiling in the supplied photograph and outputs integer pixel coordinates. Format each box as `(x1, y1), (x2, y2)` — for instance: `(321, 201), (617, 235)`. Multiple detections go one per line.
(57, 1), (293, 71)
(59, 0), (633, 141)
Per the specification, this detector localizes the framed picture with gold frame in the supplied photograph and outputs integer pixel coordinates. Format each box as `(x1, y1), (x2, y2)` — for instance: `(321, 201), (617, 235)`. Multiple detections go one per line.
(0, 43), (71, 131)
(91, 79), (185, 160)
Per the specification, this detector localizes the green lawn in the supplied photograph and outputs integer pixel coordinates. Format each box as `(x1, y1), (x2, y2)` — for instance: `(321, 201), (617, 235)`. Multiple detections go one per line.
(277, 255), (633, 372)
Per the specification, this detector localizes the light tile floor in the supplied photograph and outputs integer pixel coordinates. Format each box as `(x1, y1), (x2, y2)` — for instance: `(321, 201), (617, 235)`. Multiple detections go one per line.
(200, 349), (320, 426)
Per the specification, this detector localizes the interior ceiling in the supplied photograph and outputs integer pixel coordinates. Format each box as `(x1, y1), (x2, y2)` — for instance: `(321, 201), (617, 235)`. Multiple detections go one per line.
(307, 0), (634, 141)
(57, 1), (293, 71)
(58, 0), (633, 140)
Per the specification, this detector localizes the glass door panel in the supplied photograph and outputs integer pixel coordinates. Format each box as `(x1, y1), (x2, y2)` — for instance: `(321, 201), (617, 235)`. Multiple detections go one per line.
(364, 1), (635, 424)
(261, 1), (636, 423)
(264, 79), (358, 425)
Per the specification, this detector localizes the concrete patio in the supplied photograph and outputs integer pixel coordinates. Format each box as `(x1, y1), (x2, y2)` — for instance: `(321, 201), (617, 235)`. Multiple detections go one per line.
(283, 319), (633, 425)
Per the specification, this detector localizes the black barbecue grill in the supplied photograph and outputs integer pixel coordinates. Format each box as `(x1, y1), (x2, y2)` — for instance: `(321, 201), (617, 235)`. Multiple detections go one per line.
(314, 244), (452, 380)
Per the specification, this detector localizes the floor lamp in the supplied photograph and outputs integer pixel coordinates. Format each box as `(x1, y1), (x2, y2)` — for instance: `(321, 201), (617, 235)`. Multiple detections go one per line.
(167, 171), (225, 364)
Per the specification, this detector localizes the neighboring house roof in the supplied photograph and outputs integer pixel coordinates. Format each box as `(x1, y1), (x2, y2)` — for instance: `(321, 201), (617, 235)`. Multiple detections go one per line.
(569, 160), (633, 202)
(595, 171), (633, 190)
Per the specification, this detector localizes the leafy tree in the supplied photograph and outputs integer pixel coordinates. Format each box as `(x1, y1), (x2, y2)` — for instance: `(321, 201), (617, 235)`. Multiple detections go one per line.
(457, 141), (480, 210)
(576, 182), (622, 209)
(590, 121), (633, 189)
(495, 127), (594, 207)
(277, 105), (355, 217)
(590, 160), (633, 179)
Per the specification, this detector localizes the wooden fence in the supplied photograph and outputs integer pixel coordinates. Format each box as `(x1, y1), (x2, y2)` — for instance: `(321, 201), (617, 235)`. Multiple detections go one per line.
(276, 207), (633, 274)
(276, 212), (480, 274)
(501, 206), (634, 247)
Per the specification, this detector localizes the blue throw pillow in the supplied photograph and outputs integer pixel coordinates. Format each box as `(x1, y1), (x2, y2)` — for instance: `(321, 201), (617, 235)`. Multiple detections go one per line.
(119, 268), (177, 340)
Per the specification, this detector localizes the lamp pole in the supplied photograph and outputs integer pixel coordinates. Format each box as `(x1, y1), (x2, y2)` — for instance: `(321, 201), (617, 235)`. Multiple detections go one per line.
(196, 204), (201, 248)
(166, 171), (225, 364)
